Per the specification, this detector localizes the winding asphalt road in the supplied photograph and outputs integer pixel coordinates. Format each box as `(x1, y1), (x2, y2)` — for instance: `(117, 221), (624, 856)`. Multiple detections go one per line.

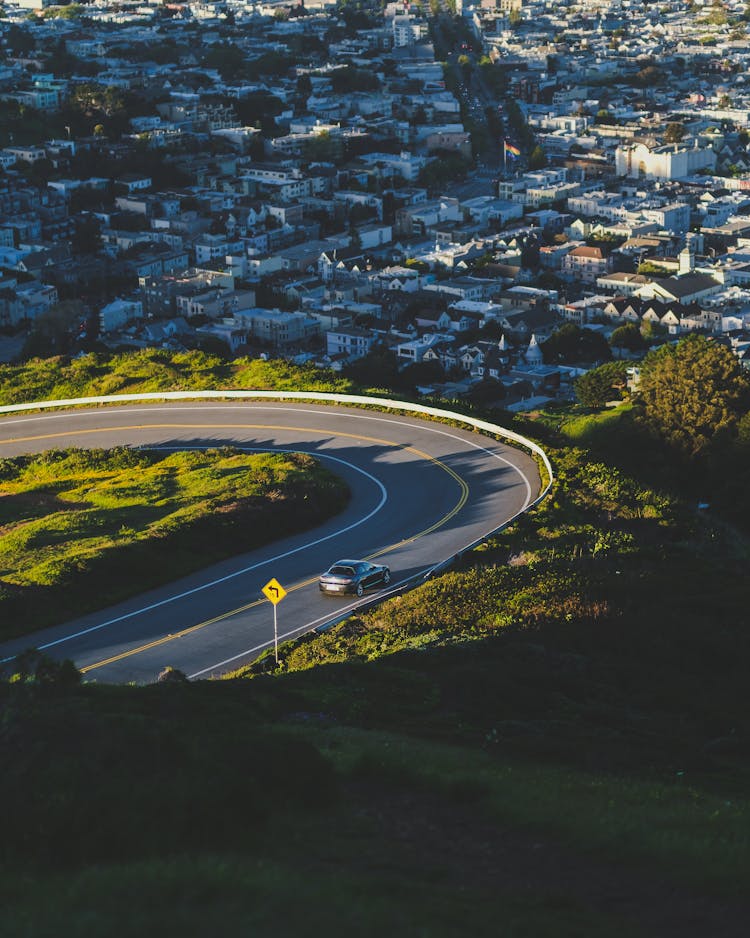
(0, 401), (541, 683)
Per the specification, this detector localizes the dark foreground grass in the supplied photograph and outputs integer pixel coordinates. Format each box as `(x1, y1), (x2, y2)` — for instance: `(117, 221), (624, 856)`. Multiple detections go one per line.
(230, 446), (750, 787)
(2, 679), (748, 938)
(1, 855), (640, 938)
(3, 384), (750, 933)
(0, 446), (348, 640)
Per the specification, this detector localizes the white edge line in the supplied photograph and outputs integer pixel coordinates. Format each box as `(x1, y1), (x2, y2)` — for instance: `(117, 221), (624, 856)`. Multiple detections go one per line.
(0, 449), (388, 661)
(0, 390), (554, 490)
(0, 393), (553, 676)
(184, 412), (540, 680)
(187, 576), (414, 679)
(2, 401), (536, 509)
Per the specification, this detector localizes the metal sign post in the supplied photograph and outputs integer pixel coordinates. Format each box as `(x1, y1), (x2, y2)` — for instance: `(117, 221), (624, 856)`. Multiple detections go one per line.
(261, 577), (287, 664)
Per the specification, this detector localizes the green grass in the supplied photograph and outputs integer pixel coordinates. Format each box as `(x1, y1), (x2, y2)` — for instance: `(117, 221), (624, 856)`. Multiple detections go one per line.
(1, 677), (747, 937)
(0, 446), (348, 640)
(3, 356), (750, 931)
(315, 727), (750, 894)
(223, 444), (750, 793)
(557, 402), (634, 443)
(1, 855), (641, 938)
(0, 349), (353, 405)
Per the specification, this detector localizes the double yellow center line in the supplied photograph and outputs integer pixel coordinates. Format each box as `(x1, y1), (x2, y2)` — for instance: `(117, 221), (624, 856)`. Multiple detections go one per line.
(0, 423), (469, 673)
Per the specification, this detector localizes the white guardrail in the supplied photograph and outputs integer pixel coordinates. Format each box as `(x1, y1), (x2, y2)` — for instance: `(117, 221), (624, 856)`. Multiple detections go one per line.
(0, 391), (554, 631)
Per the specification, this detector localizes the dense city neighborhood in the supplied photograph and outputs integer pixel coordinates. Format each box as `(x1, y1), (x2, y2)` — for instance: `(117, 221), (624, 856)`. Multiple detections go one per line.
(5, 4), (750, 934)
(2, 0), (750, 407)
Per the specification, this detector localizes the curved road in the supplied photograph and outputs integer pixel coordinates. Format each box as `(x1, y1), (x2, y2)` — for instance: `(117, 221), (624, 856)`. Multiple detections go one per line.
(0, 402), (541, 683)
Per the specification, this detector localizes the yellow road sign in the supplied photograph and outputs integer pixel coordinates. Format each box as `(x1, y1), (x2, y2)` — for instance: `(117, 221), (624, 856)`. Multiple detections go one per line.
(262, 577), (287, 606)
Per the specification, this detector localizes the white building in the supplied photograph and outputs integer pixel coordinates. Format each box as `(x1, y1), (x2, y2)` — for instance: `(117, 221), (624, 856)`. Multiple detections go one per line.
(100, 298), (143, 333)
(392, 15), (428, 46)
(615, 140), (716, 181)
(326, 327), (377, 361)
(235, 309), (320, 348)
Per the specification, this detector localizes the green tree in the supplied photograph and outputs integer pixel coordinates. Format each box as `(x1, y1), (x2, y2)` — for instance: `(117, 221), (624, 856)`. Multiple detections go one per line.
(296, 73), (312, 97)
(634, 64), (663, 87)
(418, 153), (471, 190)
(245, 50), (292, 81)
(704, 2), (727, 25)
(636, 334), (750, 458)
(574, 360), (630, 408)
(641, 319), (667, 343)
(331, 66), (380, 94)
(11, 649), (81, 686)
(342, 348), (404, 390)
(400, 359), (444, 388)
(235, 92), (283, 132)
(737, 409), (750, 447)
(637, 260), (670, 277)
(72, 214), (102, 256)
(542, 324), (612, 366)
(664, 122), (685, 144)
(610, 323), (646, 355)
(468, 377), (506, 404)
(22, 300), (84, 358)
(503, 96), (534, 149)
(203, 43), (247, 81)
(6, 24), (36, 55)
(303, 130), (340, 163)
(528, 145), (547, 169)
(45, 3), (84, 19)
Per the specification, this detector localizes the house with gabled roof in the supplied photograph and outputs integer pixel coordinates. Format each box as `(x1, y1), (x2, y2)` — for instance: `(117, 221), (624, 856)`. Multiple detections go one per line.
(596, 271), (651, 296)
(16, 250), (55, 280)
(317, 246), (367, 282)
(562, 245), (613, 284)
(636, 272), (722, 305)
(413, 308), (453, 331)
(396, 332), (455, 364)
(641, 301), (680, 335)
(422, 340), (455, 369)
(495, 303), (560, 340)
(368, 265), (423, 294)
(602, 297), (642, 323)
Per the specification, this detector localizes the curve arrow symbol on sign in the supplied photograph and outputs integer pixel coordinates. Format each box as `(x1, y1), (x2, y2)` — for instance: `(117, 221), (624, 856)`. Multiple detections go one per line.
(262, 578), (287, 606)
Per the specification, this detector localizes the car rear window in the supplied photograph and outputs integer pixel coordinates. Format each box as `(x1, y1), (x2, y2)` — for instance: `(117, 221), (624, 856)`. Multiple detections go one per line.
(329, 566), (354, 576)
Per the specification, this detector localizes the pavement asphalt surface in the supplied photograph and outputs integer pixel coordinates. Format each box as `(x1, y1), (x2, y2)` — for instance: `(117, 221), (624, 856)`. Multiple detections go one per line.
(0, 401), (542, 683)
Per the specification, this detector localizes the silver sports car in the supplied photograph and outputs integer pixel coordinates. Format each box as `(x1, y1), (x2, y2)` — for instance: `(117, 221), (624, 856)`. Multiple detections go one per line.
(318, 559), (391, 597)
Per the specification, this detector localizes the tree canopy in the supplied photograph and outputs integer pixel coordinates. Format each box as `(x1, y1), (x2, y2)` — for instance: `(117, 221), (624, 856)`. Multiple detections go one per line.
(418, 152), (471, 190)
(664, 122), (685, 144)
(542, 324), (612, 366)
(636, 335), (750, 459)
(574, 360), (630, 408)
(528, 145), (547, 170)
(610, 323), (646, 353)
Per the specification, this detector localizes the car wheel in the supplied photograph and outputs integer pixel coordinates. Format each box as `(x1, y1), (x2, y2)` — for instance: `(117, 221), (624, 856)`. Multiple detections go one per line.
(356, 583), (364, 597)
(383, 570), (391, 585)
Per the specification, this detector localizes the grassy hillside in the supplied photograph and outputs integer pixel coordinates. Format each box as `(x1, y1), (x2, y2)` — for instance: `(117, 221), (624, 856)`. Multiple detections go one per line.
(2, 675), (747, 937)
(0, 446), (348, 641)
(0, 349), (354, 404)
(2, 353), (749, 934)
(239, 445), (750, 783)
(2, 438), (749, 935)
